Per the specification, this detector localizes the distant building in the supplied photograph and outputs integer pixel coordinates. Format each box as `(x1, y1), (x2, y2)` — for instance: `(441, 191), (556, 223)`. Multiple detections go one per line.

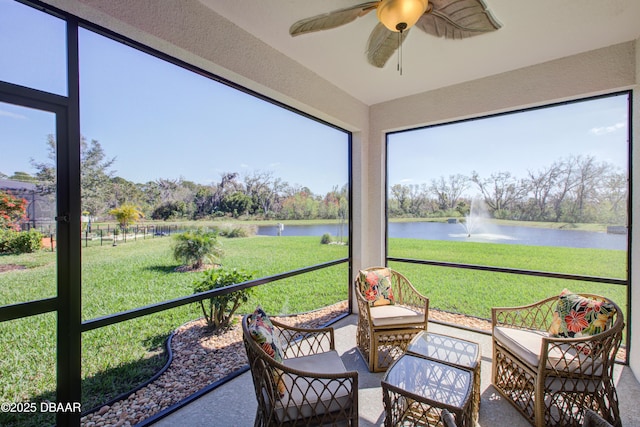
(0, 179), (55, 231)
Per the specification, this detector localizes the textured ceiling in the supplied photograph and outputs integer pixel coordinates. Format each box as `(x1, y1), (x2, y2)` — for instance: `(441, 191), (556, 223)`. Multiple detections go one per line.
(199, 0), (640, 106)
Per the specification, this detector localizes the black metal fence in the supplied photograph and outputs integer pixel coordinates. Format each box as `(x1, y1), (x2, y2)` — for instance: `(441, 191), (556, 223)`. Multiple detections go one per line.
(80, 224), (180, 247)
(36, 224), (182, 251)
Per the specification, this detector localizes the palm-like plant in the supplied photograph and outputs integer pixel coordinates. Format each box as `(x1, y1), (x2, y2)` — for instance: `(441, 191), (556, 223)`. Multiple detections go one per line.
(173, 228), (223, 270)
(108, 203), (144, 229)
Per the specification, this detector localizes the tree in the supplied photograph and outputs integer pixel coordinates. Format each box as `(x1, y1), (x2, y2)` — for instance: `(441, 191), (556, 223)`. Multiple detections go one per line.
(173, 229), (223, 270)
(471, 171), (526, 217)
(0, 190), (27, 230)
(523, 163), (562, 221)
(31, 135), (116, 217)
(193, 186), (215, 219)
(220, 191), (251, 217)
(597, 169), (627, 223)
(8, 171), (38, 183)
(212, 172), (242, 209)
(567, 155), (608, 222)
(430, 174), (469, 211)
(81, 137), (116, 216)
(407, 183), (430, 216)
(108, 177), (147, 212)
(30, 134), (57, 196)
(108, 203), (144, 229)
(280, 190), (318, 219)
(151, 200), (188, 220)
(390, 184), (410, 215)
(244, 170), (275, 215)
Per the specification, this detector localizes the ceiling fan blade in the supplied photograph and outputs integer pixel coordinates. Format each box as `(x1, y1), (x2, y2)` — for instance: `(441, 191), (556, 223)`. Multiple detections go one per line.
(366, 22), (410, 68)
(416, 0), (502, 39)
(290, 1), (379, 36)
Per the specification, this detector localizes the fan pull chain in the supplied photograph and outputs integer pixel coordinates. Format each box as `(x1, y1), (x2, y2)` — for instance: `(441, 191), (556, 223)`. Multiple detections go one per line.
(397, 30), (403, 75)
(395, 22), (407, 76)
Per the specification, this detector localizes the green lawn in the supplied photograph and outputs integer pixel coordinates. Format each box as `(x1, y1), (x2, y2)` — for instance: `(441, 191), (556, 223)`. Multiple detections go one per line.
(0, 234), (628, 427)
(0, 235), (349, 426)
(388, 239), (627, 319)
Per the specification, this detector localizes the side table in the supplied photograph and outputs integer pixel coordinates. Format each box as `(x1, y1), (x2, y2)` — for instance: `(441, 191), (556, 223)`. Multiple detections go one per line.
(382, 354), (474, 427)
(407, 332), (481, 422)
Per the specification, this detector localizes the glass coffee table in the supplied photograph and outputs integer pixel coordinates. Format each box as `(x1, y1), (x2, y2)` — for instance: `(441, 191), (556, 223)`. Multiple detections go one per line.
(406, 331), (481, 422)
(381, 353), (474, 426)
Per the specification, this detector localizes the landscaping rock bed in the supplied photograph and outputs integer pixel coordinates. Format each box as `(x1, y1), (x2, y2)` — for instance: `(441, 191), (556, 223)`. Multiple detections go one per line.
(80, 302), (490, 426)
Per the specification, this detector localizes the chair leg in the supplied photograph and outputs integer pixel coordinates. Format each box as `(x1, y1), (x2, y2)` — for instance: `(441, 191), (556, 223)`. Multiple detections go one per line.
(253, 407), (262, 427)
(369, 333), (377, 372)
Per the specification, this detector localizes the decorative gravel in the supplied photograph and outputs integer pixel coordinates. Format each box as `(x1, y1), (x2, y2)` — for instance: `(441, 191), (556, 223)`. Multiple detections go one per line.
(80, 302), (350, 427)
(80, 302), (492, 426)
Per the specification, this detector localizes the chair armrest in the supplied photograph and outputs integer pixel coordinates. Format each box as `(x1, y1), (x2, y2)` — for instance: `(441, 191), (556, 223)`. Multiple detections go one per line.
(271, 318), (335, 358)
(540, 324), (623, 375)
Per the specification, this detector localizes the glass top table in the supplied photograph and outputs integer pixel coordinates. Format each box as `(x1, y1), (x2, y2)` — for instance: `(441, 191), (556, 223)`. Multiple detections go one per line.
(406, 331), (481, 422)
(381, 354), (474, 426)
(406, 331), (480, 371)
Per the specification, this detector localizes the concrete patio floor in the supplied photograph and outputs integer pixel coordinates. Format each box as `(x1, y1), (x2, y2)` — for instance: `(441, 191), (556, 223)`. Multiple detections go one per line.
(152, 315), (640, 426)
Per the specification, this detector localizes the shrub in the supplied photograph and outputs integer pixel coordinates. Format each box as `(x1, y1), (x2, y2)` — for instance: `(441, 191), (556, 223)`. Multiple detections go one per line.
(224, 227), (246, 238)
(108, 204), (144, 229)
(0, 229), (42, 254)
(151, 201), (188, 221)
(193, 267), (254, 331)
(0, 190), (27, 231)
(320, 233), (332, 244)
(219, 223), (257, 238)
(173, 228), (223, 269)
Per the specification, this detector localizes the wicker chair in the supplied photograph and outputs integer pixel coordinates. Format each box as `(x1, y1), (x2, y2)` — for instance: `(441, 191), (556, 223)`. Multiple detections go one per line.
(242, 312), (359, 426)
(355, 267), (429, 372)
(492, 293), (624, 427)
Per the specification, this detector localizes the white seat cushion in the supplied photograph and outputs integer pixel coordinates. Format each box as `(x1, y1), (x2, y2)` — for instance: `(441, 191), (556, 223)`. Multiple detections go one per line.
(370, 305), (425, 327)
(274, 350), (352, 421)
(493, 326), (550, 368)
(493, 326), (602, 378)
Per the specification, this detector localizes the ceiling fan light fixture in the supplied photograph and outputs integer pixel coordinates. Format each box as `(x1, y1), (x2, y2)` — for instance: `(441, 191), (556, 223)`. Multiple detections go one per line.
(376, 0), (428, 32)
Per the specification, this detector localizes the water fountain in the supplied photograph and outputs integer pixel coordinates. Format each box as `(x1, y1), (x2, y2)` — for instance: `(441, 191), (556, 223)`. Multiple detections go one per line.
(452, 198), (514, 241)
(461, 198), (489, 237)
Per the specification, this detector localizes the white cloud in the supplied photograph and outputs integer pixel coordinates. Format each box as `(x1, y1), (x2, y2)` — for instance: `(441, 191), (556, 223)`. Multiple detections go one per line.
(0, 110), (27, 120)
(589, 122), (626, 136)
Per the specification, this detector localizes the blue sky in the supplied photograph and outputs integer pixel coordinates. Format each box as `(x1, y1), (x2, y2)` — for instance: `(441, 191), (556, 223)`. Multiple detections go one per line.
(388, 94), (629, 197)
(0, 0), (348, 195)
(0, 0), (630, 197)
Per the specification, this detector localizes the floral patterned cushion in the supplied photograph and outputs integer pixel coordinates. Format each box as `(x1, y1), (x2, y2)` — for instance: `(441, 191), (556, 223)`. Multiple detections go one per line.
(549, 289), (616, 338)
(248, 307), (286, 396)
(359, 269), (395, 307)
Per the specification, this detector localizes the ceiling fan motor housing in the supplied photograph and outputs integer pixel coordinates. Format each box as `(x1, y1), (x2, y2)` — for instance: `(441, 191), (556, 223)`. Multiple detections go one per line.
(377, 0), (429, 32)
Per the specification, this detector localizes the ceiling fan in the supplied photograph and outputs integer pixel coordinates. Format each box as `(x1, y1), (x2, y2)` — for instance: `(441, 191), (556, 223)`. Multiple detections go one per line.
(289, 0), (502, 69)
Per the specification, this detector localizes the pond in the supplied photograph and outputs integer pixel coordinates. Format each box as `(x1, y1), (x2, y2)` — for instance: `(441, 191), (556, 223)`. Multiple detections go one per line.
(257, 222), (627, 250)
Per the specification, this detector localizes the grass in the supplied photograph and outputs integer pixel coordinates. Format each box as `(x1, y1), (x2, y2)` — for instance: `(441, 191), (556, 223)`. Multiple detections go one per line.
(0, 235), (349, 427)
(388, 239), (627, 320)
(0, 233), (628, 427)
